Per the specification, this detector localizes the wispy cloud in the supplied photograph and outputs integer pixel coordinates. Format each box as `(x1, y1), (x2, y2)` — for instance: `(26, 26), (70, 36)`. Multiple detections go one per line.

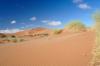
(73, 0), (91, 10)
(0, 29), (23, 33)
(42, 20), (49, 23)
(11, 20), (16, 24)
(42, 20), (62, 26)
(21, 26), (25, 29)
(48, 21), (61, 26)
(78, 3), (91, 10)
(30, 16), (36, 21)
(73, 0), (83, 4)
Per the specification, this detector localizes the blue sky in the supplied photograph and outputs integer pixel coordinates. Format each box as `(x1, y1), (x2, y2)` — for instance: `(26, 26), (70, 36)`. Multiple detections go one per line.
(0, 0), (99, 33)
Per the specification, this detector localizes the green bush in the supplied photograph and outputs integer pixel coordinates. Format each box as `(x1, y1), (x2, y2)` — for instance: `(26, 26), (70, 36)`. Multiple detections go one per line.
(65, 20), (86, 32)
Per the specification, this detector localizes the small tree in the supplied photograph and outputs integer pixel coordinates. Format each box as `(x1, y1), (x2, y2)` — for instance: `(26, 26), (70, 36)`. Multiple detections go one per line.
(65, 20), (86, 32)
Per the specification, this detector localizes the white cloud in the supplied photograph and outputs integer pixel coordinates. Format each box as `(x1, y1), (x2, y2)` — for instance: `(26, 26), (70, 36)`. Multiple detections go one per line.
(30, 16), (36, 21)
(73, 0), (91, 10)
(42, 20), (49, 23)
(42, 20), (62, 26)
(48, 21), (62, 26)
(0, 29), (23, 33)
(73, 0), (83, 4)
(11, 20), (16, 24)
(78, 3), (91, 10)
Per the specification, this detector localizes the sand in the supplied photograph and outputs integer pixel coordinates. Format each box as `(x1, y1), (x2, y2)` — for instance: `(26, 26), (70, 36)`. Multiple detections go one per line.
(0, 31), (95, 66)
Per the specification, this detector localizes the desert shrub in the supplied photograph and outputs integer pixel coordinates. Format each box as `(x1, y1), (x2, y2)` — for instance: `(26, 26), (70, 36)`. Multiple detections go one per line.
(12, 38), (18, 43)
(12, 38), (25, 43)
(6, 37), (22, 43)
(65, 20), (86, 32)
(53, 29), (63, 35)
(6, 37), (14, 42)
(11, 35), (16, 38)
(43, 33), (49, 36)
(29, 35), (34, 37)
(32, 33), (49, 39)
(0, 34), (6, 38)
(19, 39), (25, 42)
(5, 39), (10, 42)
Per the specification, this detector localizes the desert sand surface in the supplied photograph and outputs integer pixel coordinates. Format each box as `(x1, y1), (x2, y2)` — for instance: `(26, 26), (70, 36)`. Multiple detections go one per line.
(0, 31), (95, 66)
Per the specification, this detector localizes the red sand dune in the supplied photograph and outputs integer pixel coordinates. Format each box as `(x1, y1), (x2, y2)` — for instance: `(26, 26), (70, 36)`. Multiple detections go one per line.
(15, 27), (52, 37)
(0, 31), (95, 66)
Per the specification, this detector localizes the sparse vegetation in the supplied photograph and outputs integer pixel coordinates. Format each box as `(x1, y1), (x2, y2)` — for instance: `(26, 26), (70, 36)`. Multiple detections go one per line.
(11, 35), (16, 38)
(33, 33), (49, 38)
(19, 38), (25, 42)
(0, 35), (25, 43)
(0, 34), (6, 38)
(10, 37), (25, 43)
(12, 38), (18, 43)
(53, 29), (63, 35)
(65, 20), (86, 32)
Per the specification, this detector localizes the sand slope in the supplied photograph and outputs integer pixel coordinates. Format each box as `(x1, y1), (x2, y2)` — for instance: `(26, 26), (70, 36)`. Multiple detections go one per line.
(0, 31), (95, 66)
